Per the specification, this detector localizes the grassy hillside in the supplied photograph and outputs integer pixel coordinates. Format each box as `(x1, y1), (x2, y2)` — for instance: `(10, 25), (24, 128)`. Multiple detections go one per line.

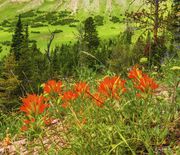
(0, 0), (131, 58)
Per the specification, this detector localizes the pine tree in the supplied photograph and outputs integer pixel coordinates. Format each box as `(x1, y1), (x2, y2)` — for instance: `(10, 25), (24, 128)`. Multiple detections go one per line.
(0, 46), (2, 53)
(24, 24), (29, 48)
(15, 23), (35, 94)
(51, 47), (60, 78)
(121, 23), (134, 44)
(171, 0), (180, 49)
(10, 15), (24, 61)
(0, 54), (20, 109)
(84, 17), (100, 51)
(31, 42), (50, 83)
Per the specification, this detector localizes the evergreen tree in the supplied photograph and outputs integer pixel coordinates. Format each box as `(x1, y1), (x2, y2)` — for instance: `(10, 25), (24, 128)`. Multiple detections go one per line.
(15, 24), (36, 94)
(0, 54), (20, 110)
(0, 46), (2, 53)
(51, 47), (60, 78)
(122, 23), (134, 44)
(24, 24), (29, 48)
(171, 0), (180, 51)
(30, 42), (46, 88)
(11, 15), (24, 60)
(84, 17), (100, 51)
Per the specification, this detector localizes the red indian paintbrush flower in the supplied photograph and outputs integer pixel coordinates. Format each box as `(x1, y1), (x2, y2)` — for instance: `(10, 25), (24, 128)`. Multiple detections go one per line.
(21, 125), (28, 131)
(61, 91), (78, 108)
(43, 80), (62, 94)
(128, 66), (143, 81)
(74, 82), (90, 94)
(128, 66), (159, 95)
(62, 91), (78, 101)
(24, 118), (35, 125)
(92, 92), (105, 107)
(98, 76), (126, 99)
(135, 74), (159, 93)
(20, 94), (49, 115)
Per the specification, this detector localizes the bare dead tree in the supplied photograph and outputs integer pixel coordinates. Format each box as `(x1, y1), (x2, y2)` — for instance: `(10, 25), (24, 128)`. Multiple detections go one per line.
(45, 30), (55, 62)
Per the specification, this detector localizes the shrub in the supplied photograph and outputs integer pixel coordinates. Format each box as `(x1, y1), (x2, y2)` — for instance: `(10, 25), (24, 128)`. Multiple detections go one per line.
(110, 16), (120, 23)
(31, 31), (40, 34)
(31, 22), (47, 28)
(0, 41), (11, 46)
(69, 24), (77, 27)
(94, 15), (104, 26)
(1, 20), (11, 27)
(20, 10), (37, 18)
(50, 18), (79, 26)
(53, 29), (63, 34)
(58, 11), (71, 18)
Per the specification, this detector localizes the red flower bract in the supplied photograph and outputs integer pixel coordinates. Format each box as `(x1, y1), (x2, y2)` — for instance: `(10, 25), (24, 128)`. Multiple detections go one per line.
(128, 66), (143, 81)
(24, 118), (35, 124)
(135, 74), (159, 93)
(43, 80), (62, 94)
(62, 91), (78, 101)
(128, 66), (159, 95)
(21, 125), (28, 131)
(92, 92), (105, 107)
(20, 94), (49, 115)
(74, 82), (90, 94)
(98, 76), (126, 99)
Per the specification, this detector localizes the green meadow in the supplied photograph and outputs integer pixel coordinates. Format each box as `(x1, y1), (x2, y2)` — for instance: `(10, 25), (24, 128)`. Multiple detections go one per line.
(0, 0), (131, 58)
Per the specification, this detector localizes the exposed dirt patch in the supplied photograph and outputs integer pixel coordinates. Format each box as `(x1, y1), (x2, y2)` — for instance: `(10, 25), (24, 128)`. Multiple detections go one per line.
(0, 119), (68, 155)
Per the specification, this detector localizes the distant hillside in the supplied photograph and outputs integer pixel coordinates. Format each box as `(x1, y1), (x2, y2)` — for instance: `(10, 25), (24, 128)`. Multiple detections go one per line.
(0, 0), (141, 20)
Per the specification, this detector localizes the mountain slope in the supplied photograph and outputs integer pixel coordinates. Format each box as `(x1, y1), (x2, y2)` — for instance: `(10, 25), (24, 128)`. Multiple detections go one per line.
(0, 0), (137, 20)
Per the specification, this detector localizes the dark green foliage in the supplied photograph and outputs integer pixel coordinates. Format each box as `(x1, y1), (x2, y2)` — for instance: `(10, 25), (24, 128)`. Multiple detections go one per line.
(0, 41), (11, 46)
(84, 17), (100, 51)
(132, 36), (147, 63)
(108, 28), (143, 73)
(7, 17), (46, 98)
(31, 31), (41, 34)
(58, 11), (71, 18)
(0, 46), (2, 53)
(94, 15), (104, 26)
(16, 37), (45, 95)
(0, 54), (20, 110)
(170, 0), (180, 51)
(10, 15), (25, 61)
(50, 18), (79, 26)
(20, 10), (37, 18)
(69, 24), (77, 27)
(110, 16), (120, 23)
(1, 20), (11, 27)
(51, 47), (59, 77)
(121, 24), (134, 44)
(50, 43), (80, 77)
(31, 22), (47, 28)
(53, 29), (63, 34)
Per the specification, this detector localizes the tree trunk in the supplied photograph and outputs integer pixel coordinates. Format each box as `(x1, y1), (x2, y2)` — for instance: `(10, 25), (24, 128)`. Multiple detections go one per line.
(154, 0), (159, 45)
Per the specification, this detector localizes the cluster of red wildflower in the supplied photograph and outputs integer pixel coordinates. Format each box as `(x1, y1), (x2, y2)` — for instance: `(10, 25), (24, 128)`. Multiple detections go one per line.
(128, 66), (159, 96)
(20, 67), (159, 131)
(43, 80), (90, 108)
(43, 80), (62, 94)
(74, 82), (90, 95)
(20, 94), (49, 131)
(91, 76), (126, 107)
(61, 82), (90, 108)
(20, 94), (49, 115)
